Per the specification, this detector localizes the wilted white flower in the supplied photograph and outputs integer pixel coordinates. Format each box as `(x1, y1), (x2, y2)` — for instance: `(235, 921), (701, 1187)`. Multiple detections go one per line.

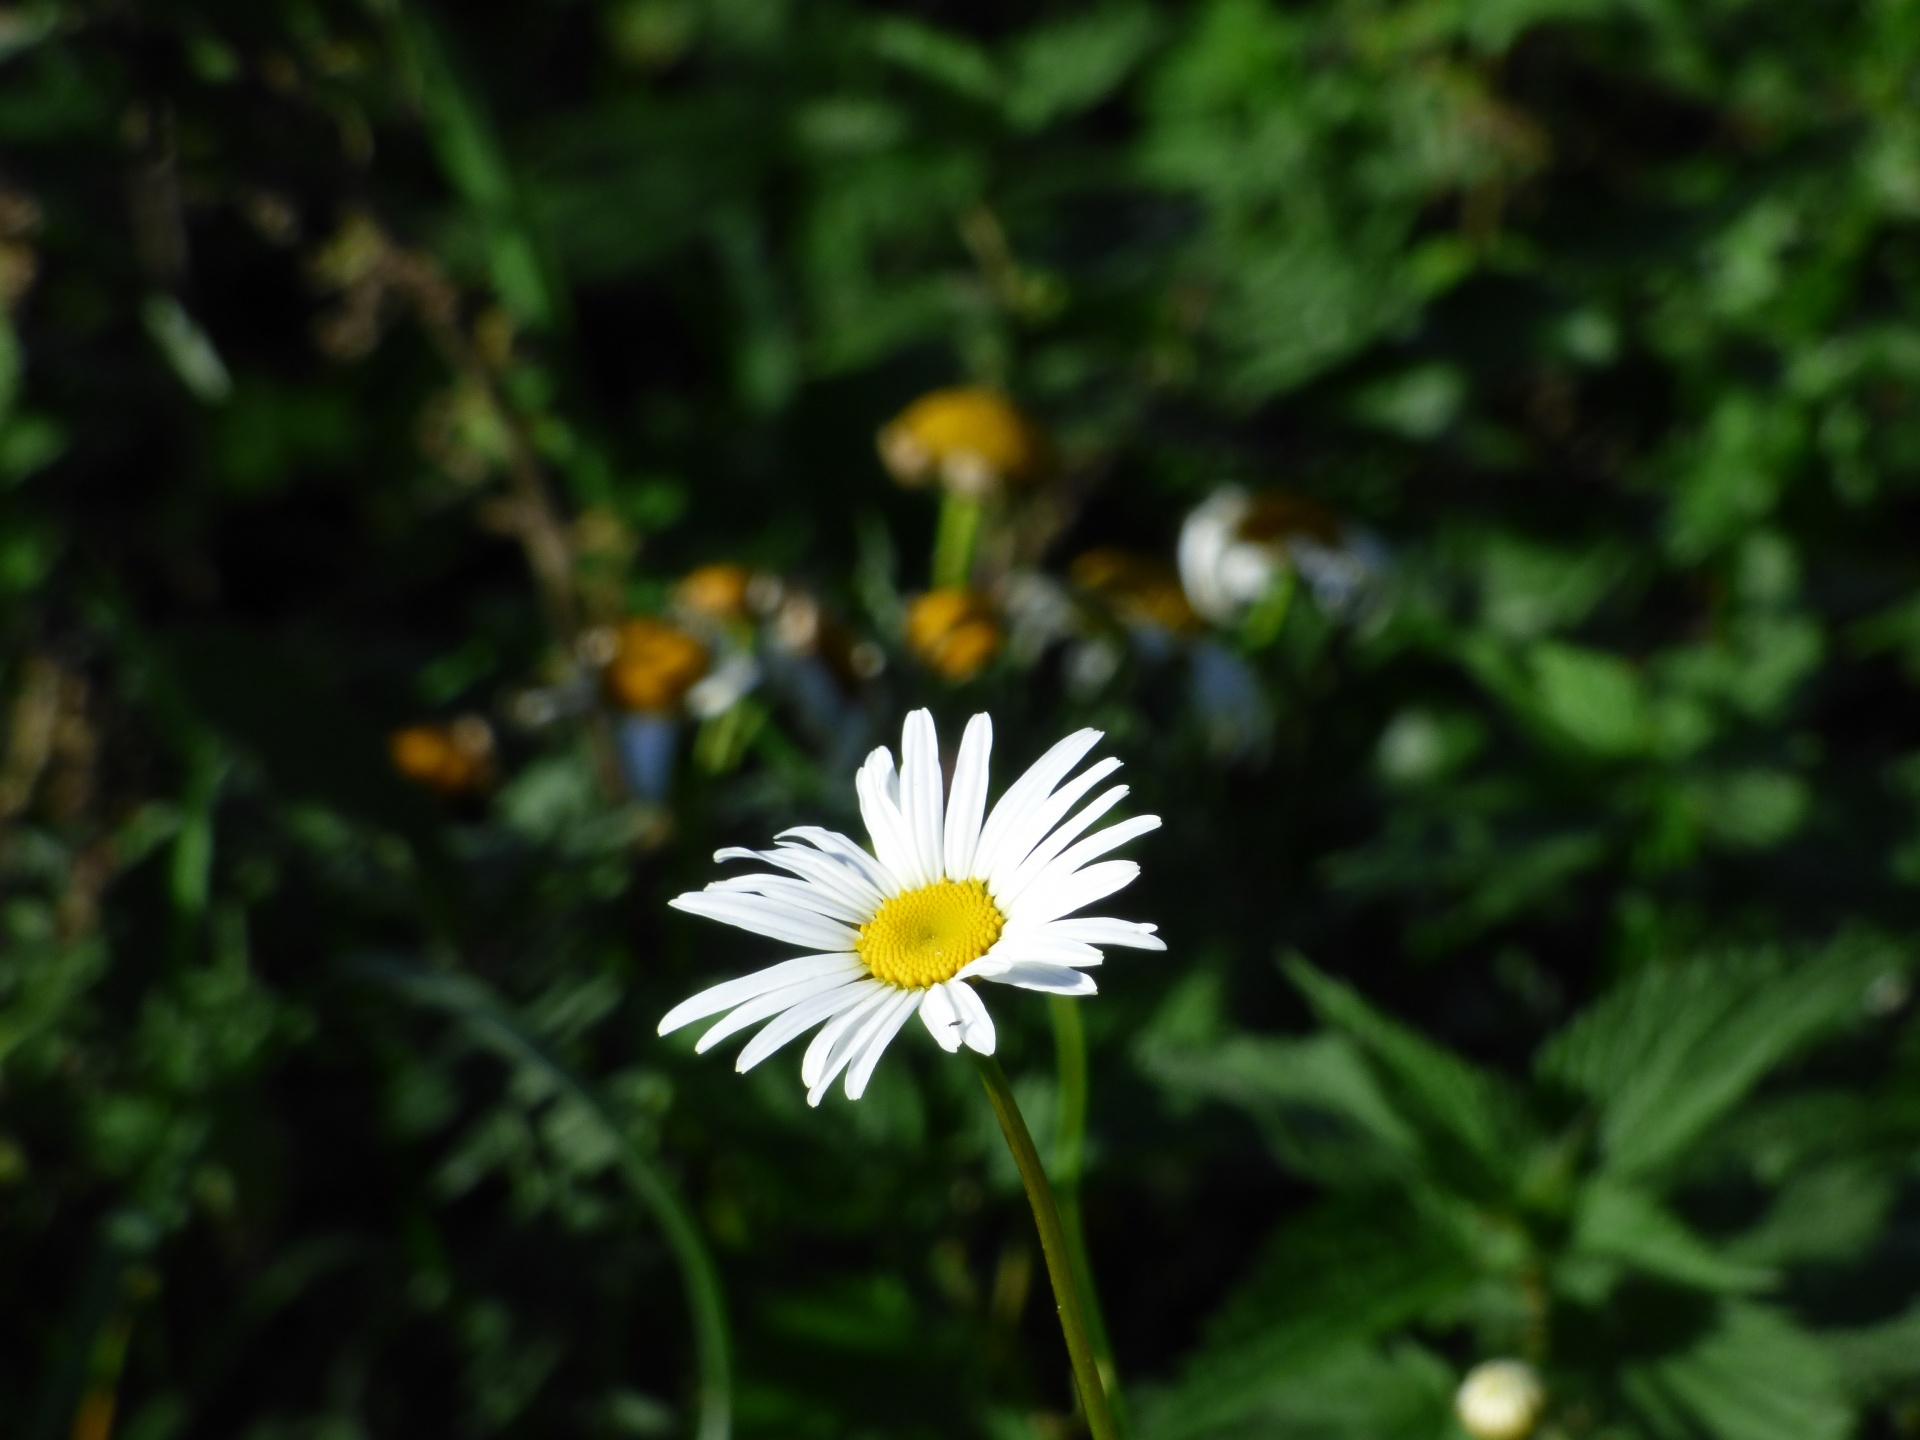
(1454, 1359), (1545, 1440)
(1177, 485), (1385, 624)
(660, 711), (1163, 1105)
(1177, 487), (1283, 624)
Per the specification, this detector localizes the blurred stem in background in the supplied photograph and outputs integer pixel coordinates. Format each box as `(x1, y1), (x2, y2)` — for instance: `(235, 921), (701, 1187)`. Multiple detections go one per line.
(972, 1052), (1120, 1440)
(931, 492), (985, 589)
(1048, 995), (1128, 1437)
(367, 961), (732, 1440)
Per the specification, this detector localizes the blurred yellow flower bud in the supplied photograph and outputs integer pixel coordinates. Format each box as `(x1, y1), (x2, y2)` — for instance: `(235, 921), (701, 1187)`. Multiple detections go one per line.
(1455, 1359), (1545, 1440)
(876, 387), (1047, 499)
(605, 617), (709, 712)
(1069, 548), (1202, 634)
(390, 716), (496, 796)
(676, 563), (754, 622)
(906, 588), (1003, 681)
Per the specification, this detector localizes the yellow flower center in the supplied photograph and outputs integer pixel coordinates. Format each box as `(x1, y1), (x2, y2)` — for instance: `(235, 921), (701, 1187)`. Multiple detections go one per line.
(857, 879), (1005, 989)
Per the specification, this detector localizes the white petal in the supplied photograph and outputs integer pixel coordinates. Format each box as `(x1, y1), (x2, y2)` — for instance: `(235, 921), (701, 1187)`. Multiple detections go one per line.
(1009, 814), (1162, 911)
(948, 979), (997, 1053)
(843, 991), (922, 1100)
(1046, 917), (1166, 951)
(735, 980), (884, 1072)
(669, 891), (861, 951)
(970, 728), (1103, 881)
(1006, 860), (1140, 927)
(822, 990), (916, 1102)
(943, 714), (993, 880)
(776, 827), (902, 899)
(981, 934), (1104, 967)
(717, 843), (886, 913)
(900, 709), (946, 889)
(802, 984), (895, 1088)
(918, 984), (964, 1052)
(984, 757), (1123, 895)
(659, 953), (863, 1035)
(978, 962), (1099, 995)
(856, 747), (921, 887)
(694, 974), (868, 1053)
(994, 785), (1130, 907)
(706, 873), (871, 926)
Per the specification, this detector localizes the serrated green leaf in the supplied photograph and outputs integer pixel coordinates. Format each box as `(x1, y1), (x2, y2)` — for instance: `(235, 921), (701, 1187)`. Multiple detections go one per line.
(1724, 1163), (1894, 1268)
(1139, 1026), (1419, 1183)
(1622, 1305), (1849, 1440)
(1569, 1179), (1775, 1296)
(1139, 1195), (1470, 1440)
(1138, 1339), (1454, 1440)
(1825, 1301), (1920, 1401)
(1537, 942), (1903, 1181)
(1284, 956), (1530, 1185)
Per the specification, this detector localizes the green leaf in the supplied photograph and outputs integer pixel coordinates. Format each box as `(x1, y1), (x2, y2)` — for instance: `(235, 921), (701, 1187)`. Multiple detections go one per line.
(1005, 7), (1159, 132)
(1724, 1163), (1895, 1268)
(1138, 1339), (1454, 1440)
(1283, 956), (1531, 1187)
(353, 956), (733, 1440)
(1470, 533), (1631, 642)
(870, 17), (999, 103)
(1663, 391), (1808, 562)
(1567, 1178), (1775, 1296)
(1527, 641), (1651, 757)
(1139, 1024), (1420, 1184)
(1622, 1304), (1849, 1440)
(1138, 1195), (1470, 1440)
(1825, 1301), (1920, 1401)
(398, 11), (564, 330)
(1537, 941), (1904, 1181)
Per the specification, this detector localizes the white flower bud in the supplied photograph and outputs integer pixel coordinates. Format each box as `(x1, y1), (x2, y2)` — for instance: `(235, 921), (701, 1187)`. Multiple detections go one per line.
(1455, 1359), (1544, 1440)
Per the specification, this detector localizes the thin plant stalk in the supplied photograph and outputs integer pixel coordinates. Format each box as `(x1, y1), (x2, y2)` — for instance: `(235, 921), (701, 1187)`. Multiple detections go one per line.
(1048, 995), (1129, 1436)
(932, 492), (985, 589)
(370, 961), (732, 1440)
(972, 1051), (1120, 1440)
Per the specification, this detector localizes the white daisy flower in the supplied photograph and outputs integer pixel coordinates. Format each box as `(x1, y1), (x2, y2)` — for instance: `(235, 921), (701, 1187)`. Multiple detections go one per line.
(659, 710), (1164, 1106)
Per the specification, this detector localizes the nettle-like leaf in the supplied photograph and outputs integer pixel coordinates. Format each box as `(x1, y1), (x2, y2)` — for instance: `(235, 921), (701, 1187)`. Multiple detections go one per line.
(1563, 1178), (1775, 1300)
(1621, 1304), (1850, 1440)
(1135, 1196), (1469, 1440)
(1536, 940), (1905, 1182)
(1137, 969), (1418, 1184)
(1826, 1301), (1920, 1404)
(1284, 956), (1535, 1194)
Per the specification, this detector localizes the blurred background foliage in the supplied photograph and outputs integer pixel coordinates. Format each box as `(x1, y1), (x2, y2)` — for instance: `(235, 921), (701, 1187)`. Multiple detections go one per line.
(5, 0), (1920, 1437)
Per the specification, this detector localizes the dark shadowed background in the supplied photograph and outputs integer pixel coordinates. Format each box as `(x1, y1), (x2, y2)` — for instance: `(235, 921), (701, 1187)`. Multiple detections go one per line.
(5, 1), (1920, 1438)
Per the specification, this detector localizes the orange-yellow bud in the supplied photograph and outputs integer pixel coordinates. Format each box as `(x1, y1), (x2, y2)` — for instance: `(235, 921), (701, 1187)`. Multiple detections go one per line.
(390, 716), (496, 795)
(675, 563), (754, 622)
(876, 388), (1047, 498)
(605, 617), (709, 712)
(1069, 548), (1201, 634)
(906, 588), (1004, 682)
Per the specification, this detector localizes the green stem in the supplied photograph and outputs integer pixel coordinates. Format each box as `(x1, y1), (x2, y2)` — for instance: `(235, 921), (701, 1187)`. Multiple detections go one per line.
(973, 1052), (1119, 1440)
(1048, 996), (1129, 1437)
(932, 492), (985, 590)
(369, 962), (731, 1440)
(612, 1136), (733, 1440)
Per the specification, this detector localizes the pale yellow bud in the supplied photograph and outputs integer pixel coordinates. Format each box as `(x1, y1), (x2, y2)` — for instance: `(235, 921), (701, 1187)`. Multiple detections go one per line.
(1455, 1359), (1544, 1440)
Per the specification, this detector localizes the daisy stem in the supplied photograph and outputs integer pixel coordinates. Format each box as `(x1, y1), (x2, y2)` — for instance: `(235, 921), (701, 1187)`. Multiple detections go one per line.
(932, 492), (985, 589)
(1048, 996), (1130, 1438)
(972, 1051), (1120, 1440)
